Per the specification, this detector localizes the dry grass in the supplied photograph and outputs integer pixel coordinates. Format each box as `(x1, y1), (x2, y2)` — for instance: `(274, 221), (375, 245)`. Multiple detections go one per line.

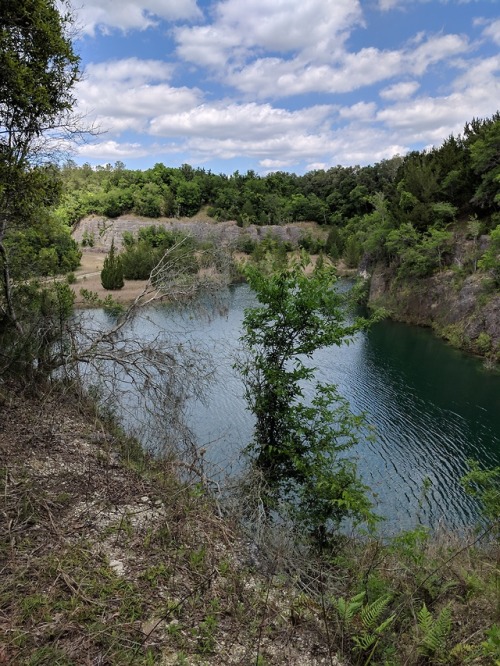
(0, 386), (340, 665)
(1, 384), (498, 665)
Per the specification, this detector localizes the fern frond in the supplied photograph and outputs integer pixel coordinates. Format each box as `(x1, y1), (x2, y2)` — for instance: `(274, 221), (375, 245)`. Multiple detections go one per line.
(417, 603), (433, 634)
(375, 614), (395, 635)
(361, 595), (391, 631)
(352, 633), (377, 651)
(418, 604), (452, 657)
(333, 591), (365, 627)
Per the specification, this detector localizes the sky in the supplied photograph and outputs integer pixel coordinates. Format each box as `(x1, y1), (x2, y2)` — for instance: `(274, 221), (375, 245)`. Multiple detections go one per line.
(68, 0), (500, 175)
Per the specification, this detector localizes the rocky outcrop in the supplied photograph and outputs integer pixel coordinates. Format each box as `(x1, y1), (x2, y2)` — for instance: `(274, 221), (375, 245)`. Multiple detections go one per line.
(72, 214), (306, 251)
(368, 264), (500, 362)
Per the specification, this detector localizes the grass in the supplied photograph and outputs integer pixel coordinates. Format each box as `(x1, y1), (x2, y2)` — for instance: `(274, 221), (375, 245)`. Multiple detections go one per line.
(0, 385), (499, 665)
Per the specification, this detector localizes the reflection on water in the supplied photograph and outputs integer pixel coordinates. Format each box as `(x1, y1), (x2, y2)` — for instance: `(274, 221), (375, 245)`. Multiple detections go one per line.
(83, 283), (500, 533)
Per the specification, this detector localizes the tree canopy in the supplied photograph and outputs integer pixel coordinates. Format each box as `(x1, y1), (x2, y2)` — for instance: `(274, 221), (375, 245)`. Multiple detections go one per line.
(0, 0), (82, 378)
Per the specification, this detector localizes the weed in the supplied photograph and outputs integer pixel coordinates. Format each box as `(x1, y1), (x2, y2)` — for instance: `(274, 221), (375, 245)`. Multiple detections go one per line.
(189, 546), (207, 571)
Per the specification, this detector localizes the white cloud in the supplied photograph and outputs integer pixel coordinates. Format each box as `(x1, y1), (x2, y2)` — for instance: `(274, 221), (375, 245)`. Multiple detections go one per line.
(175, 0), (363, 68)
(192, 28), (468, 100)
(174, 25), (243, 68)
(376, 71), (500, 145)
(378, 0), (400, 9)
(182, 132), (335, 163)
(481, 19), (500, 46)
(260, 158), (297, 169)
(338, 101), (377, 121)
(377, 0), (486, 9)
(75, 59), (202, 134)
(78, 140), (153, 159)
(452, 54), (500, 92)
(408, 33), (470, 75)
(380, 81), (420, 100)
(225, 48), (404, 98)
(71, 0), (202, 35)
(214, 0), (362, 54)
(149, 103), (333, 140)
(82, 58), (174, 85)
(305, 162), (329, 171)
(68, 0), (500, 172)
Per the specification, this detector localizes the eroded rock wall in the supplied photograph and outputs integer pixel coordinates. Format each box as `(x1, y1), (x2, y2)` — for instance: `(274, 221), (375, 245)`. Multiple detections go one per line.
(368, 264), (500, 361)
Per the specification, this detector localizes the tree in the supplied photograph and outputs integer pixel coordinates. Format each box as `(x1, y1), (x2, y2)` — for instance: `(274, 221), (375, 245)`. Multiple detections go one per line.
(101, 240), (124, 290)
(478, 224), (500, 286)
(237, 259), (374, 542)
(469, 116), (500, 212)
(0, 0), (84, 378)
(325, 226), (344, 261)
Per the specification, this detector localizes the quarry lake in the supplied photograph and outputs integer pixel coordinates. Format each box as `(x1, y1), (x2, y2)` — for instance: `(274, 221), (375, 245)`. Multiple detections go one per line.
(82, 283), (500, 533)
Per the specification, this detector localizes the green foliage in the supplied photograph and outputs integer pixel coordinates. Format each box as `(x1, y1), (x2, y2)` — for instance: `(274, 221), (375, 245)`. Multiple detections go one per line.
(298, 232), (325, 254)
(100, 240), (124, 290)
(325, 225), (344, 260)
(417, 603), (452, 661)
(237, 260), (374, 540)
(250, 234), (289, 269)
(102, 295), (125, 318)
(119, 227), (197, 280)
(1, 281), (75, 378)
(474, 331), (492, 354)
(0, 0), (79, 146)
(175, 180), (202, 217)
(344, 235), (362, 268)
(235, 233), (257, 254)
(469, 115), (500, 212)
(480, 624), (500, 663)
(390, 525), (430, 566)
(385, 223), (453, 278)
(332, 591), (395, 663)
(333, 591), (366, 629)
(0, 0), (82, 381)
(478, 224), (500, 286)
(461, 460), (500, 528)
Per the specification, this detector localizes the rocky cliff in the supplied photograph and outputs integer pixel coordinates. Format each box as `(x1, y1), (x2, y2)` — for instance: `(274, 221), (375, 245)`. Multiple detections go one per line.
(72, 214), (308, 251)
(368, 264), (500, 363)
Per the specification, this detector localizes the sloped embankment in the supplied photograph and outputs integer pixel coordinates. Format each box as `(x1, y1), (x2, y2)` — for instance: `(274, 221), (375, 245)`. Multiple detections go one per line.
(368, 265), (500, 362)
(0, 387), (339, 665)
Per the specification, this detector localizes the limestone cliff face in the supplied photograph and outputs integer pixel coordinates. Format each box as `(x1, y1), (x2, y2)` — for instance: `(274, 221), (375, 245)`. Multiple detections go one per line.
(72, 214), (306, 251)
(368, 265), (500, 362)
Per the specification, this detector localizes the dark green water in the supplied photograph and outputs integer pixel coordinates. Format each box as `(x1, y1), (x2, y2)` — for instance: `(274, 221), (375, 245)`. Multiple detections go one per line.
(85, 283), (500, 532)
(183, 285), (500, 532)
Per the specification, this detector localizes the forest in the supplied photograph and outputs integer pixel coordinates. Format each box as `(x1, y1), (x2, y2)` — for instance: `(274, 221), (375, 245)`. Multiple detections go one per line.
(54, 112), (500, 284)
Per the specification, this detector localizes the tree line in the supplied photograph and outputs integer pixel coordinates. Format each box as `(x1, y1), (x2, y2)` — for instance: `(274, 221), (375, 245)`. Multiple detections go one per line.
(58, 111), (499, 283)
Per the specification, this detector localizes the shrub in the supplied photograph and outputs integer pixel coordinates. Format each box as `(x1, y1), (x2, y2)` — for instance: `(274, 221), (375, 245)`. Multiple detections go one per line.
(101, 240), (124, 290)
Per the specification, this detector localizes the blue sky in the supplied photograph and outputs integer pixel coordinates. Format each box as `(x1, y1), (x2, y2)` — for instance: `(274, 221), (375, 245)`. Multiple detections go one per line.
(69, 0), (500, 175)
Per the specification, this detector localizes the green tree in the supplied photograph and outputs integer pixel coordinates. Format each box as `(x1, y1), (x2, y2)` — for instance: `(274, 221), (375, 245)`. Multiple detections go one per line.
(101, 240), (124, 290)
(325, 226), (343, 260)
(175, 180), (202, 217)
(469, 115), (500, 212)
(478, 224), (500, 285)
(344, 235), (362, 268)
(237, 260), (374, 541)
(0, 0), (82, 377)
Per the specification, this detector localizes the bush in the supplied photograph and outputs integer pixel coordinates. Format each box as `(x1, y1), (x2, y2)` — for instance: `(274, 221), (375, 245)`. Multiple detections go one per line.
(101, 240), (124, 290)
